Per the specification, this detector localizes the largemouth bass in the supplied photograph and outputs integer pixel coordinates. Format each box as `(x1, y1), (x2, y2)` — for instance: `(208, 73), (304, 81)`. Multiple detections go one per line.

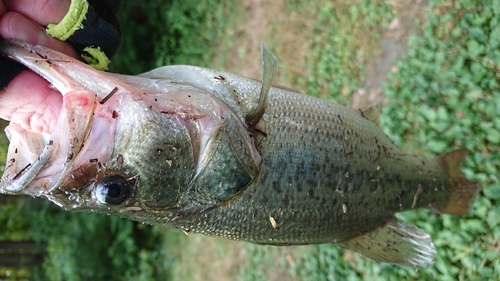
(0, 41), (480, 267)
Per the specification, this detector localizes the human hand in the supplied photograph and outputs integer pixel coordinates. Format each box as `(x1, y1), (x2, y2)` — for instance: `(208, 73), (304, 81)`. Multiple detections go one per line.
(0, 0), (77, 133)
(0, 0), (80, 57)
(0, 0), (122, 133)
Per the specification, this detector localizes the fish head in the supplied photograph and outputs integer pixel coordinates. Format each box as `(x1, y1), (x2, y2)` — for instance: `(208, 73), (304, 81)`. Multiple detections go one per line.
(0, 41), (203, 220)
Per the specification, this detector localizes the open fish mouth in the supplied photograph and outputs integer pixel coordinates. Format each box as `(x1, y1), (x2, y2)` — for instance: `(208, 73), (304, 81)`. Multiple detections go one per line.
(0, 40), (122, 203)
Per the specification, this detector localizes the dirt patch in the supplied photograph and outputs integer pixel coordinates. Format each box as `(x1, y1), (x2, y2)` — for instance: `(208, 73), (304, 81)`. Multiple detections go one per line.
(221, 0), (429, 110)
(170, 235), (247, 281)
(353, 0), (429, 109)
(218, 0), (313, 86)
(220, 0), (271, 78)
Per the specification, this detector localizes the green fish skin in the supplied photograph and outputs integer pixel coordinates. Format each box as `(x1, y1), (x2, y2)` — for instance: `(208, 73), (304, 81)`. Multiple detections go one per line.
(0, 41), (481, 267)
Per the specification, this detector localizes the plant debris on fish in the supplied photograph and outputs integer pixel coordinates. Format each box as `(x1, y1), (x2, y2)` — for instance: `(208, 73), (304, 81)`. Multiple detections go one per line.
(0, 40), (481, 267)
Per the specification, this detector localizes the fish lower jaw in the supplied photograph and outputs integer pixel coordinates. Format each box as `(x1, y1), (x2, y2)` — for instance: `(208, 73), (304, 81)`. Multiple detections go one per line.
(0, 124), (56, 195)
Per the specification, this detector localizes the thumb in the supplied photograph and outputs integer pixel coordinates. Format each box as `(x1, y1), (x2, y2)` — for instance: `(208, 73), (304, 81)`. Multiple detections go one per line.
(0, 12), (79, 58)
(3, 0), (70, 26)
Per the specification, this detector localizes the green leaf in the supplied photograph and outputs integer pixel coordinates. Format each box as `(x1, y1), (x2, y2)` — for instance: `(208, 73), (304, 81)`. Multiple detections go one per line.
(486, 129), (500, 143)
(489, 26), (500, 49)
(467, 39), (484, 58)
(486, 210), (500, 229)
(469, 27), (487, 43)
(427, 140), (449, 153)
(483, 185), (500, 200)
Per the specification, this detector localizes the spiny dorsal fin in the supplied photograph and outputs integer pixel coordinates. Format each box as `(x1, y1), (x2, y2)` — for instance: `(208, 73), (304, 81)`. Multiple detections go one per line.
(360, 105), (381, 127)
(246, 43), (279, 127)
(336, 216), (436, 267)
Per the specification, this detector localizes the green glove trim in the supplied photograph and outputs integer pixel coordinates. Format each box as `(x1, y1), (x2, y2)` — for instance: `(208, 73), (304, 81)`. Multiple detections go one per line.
(82, 46), (110, 70)
(46, 0), (89, 41)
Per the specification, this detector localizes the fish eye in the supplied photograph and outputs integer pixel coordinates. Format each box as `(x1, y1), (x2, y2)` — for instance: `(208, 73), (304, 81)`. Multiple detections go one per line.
(95, 175), (132, 205)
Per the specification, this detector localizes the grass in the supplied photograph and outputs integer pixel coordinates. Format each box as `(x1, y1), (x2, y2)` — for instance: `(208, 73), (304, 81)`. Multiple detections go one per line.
(291, 0), (393, 104)
(1, 0), (499, 280)
(110, 0), (239, 74)
(236, 0), (500, 280)
(380, 0), (500, 279)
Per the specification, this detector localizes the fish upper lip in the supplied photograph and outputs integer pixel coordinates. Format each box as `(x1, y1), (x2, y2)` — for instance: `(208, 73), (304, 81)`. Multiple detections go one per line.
(0, 40), (97, 196)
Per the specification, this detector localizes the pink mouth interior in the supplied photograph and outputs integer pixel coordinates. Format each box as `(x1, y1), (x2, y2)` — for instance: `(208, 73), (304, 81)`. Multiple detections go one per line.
(0, 70), (61, 134)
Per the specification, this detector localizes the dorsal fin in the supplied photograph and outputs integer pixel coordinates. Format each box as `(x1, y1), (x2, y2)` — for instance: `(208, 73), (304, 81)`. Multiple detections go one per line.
(246, 43), (279, 127)
(360, 105), (381, 127)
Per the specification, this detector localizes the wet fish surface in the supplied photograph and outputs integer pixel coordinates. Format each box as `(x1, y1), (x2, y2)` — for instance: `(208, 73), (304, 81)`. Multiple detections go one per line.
(0, 41), (481, 267)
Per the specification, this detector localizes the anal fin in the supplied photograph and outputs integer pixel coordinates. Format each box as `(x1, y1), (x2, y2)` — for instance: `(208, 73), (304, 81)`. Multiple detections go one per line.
(336, 216), (436, 267)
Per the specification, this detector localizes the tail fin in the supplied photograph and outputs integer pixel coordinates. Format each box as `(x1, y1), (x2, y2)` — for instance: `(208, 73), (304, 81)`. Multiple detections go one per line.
(434, 149), (481, 215)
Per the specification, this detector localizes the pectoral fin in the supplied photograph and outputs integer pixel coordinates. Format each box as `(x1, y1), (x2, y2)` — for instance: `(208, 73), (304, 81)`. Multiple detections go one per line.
(336, 216), (435, 267)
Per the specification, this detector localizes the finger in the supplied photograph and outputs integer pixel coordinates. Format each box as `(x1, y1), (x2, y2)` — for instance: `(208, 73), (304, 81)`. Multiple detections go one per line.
(0, 2), (6, 17)
(0, 12), (79, 58)
(3, 0), (70, 26)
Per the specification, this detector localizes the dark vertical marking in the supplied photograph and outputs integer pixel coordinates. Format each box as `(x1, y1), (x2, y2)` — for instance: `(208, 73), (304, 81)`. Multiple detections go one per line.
(100, 87), (118, 104)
